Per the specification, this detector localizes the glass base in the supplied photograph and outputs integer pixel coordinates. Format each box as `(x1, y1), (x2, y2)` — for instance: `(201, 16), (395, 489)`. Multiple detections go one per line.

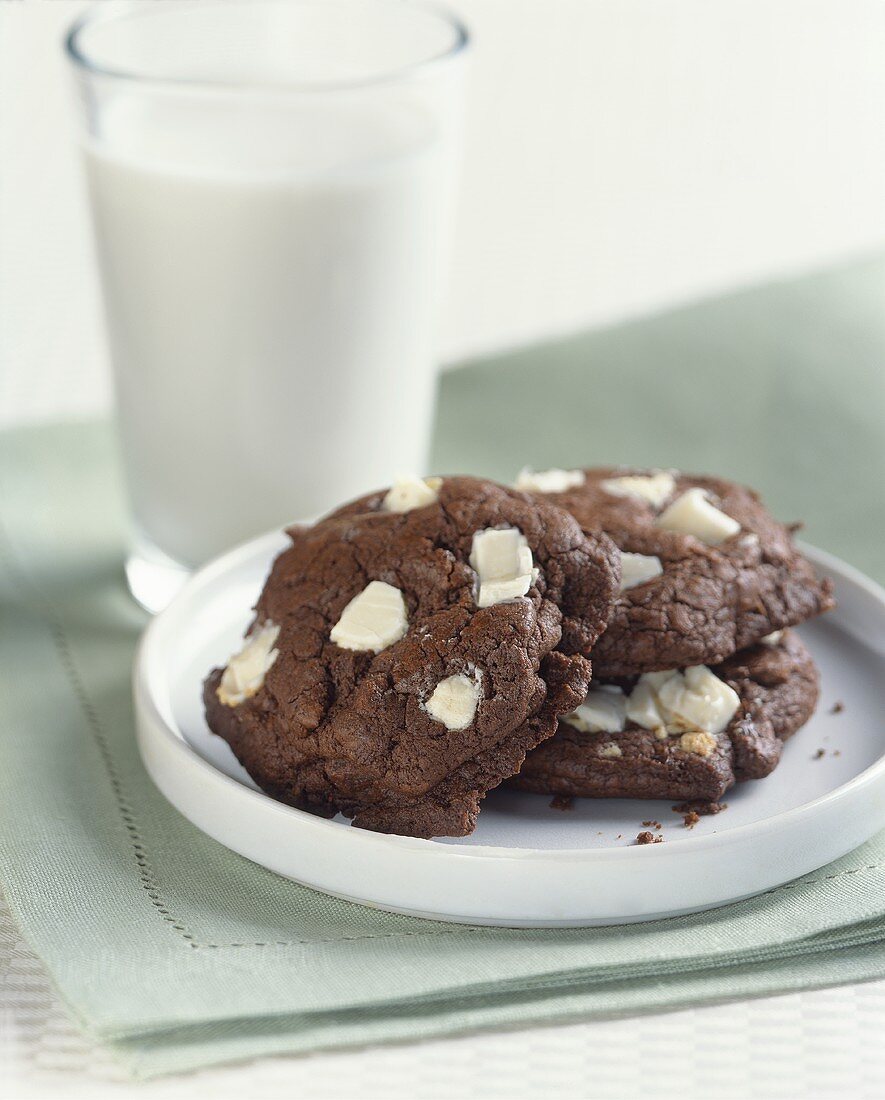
(125, 536), (191, 614)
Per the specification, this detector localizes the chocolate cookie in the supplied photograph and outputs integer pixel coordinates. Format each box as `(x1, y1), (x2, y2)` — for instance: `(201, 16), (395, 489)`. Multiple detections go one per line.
(514, 466), (834, 677)
(508, 630), (819, 803)
(204, 476), (620, 838)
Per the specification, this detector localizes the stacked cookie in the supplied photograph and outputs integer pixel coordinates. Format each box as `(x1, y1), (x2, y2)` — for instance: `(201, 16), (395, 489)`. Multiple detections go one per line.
(509, 467), (832, 803)
(204, 476), (620, 837)
(203, 468), (833, 838)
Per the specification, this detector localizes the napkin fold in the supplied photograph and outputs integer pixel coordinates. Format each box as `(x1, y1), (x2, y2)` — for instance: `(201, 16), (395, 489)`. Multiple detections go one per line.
(2, 255), (884, 1078)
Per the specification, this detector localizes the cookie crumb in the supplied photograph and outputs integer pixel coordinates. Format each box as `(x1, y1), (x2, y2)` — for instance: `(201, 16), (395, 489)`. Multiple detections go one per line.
(813, 748), (826, 759)
(682, 810), (701, 829)
(672, 800), (728, 817)
(549, 794), (574, 811)
(834, 750), (842, 757)
(641, 819), (663, 830)
(636, 830), (664, 845)
(829, 700), (845, 715)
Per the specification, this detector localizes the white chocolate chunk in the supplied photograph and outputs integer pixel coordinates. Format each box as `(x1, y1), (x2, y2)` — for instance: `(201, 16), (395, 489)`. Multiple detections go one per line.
(624, 666), (739, 736)
(619, 551), (663, 591)
(382, 475), (442, 514)
(599, 471), (676, 509)
(642, 670), (679, 692)
(599, 742), (623, 759)
(217, 621), (280, 707)
(470, 527), (539, 608)
(424, 670), (483, 730)
(656, 665), (740, 735)
(761, 630), (784, 646)
(656, 488), (740, 545)
(625, 677), (668, 731)
(514, 467), (585, 494)
(330, 581), (408, 652)
(568, 685), (627, 734)
(679, 730), (718, 757)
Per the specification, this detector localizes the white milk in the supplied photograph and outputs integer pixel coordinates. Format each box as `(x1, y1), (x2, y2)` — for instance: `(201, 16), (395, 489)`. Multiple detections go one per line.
(86, 97), (451, 567)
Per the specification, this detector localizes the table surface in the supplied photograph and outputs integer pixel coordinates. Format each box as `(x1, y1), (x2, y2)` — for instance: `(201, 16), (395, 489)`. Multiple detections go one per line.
(4, 887), (885, 1100)
(3, 380), (885, 1100)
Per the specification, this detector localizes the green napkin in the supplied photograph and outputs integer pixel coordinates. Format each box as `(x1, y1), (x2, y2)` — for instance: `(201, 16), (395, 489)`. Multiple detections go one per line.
(2, 255), (884, 1079)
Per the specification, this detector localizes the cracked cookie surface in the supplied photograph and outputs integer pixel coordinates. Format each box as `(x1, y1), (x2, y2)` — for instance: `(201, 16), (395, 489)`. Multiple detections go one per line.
(521, 467), (834, 677)
(204, 476), (620, 838)
(508, 630), (819, 802)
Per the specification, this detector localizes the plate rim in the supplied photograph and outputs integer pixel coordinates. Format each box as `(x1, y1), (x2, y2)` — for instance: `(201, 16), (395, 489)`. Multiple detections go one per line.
(134, 533), (885, 862)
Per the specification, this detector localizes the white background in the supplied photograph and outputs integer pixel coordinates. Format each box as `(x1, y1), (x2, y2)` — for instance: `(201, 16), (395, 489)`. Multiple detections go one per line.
(3, 2), (885, 1098)
(6, 0), (885, 424)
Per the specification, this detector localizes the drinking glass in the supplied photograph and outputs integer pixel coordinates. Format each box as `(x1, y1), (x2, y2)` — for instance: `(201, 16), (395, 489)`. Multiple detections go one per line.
(66, 0), (468, 611)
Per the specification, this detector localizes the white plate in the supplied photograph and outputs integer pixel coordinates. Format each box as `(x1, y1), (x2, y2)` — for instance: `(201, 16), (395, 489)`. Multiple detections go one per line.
(134, 534), (885, 927)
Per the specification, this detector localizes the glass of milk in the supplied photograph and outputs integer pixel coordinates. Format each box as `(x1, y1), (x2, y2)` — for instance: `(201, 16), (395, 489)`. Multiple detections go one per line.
(65, 0), (468, 611)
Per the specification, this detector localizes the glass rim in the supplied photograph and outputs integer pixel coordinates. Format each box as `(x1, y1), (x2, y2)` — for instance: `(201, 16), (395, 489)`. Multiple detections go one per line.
(65, 0), (469, 94)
